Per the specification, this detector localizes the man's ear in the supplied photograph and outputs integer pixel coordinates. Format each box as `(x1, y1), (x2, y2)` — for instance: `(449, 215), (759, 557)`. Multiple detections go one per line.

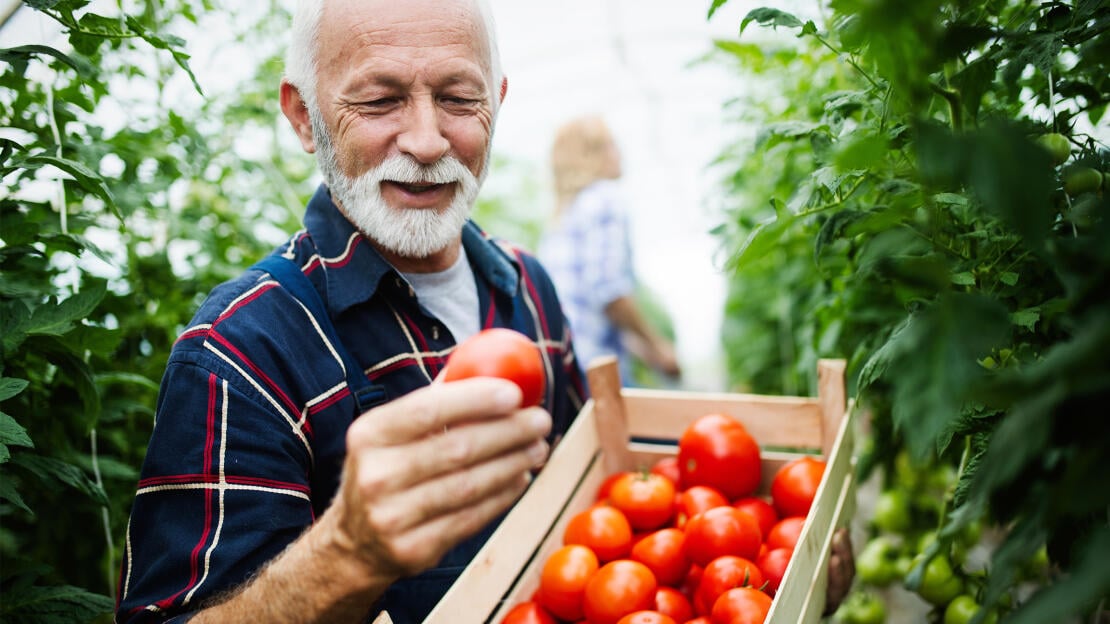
(280, 79), (316, 154)
(499, 76), (508, 106)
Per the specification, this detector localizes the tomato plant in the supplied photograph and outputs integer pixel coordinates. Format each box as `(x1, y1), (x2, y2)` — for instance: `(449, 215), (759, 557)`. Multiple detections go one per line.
(630, 528), (690, 587)
(770, 456), (826, 518)
(609, 472), (677, 531)
(582, 559), (658, 624)
(443, 328), (545, 406)
(709, 586), (773, 624)
(684, 506), (762, 567)
(678, 413), (762, 499)
(564, 505), (633, 562)
(536, 544), (599, 621)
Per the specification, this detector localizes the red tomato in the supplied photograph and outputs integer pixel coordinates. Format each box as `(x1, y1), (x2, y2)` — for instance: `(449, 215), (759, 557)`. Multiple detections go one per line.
(610, 472), (677, 531)
(537, 544), (599, 621)
(653, 586), (694, 622)
(686, 619), (713, 624)
(650, 456), (681, 485)
(732, 497), (778, 541)
(765, 516), (806, 551)
(755, 547), (793, 597)
(682, 563), (704, 601)
(564, 505), (633, 562)
(770, 456), (826, 518)
(443, 328), (545, 406)
(500, 600), (558, 624)
(677, 413), (762, 500)
(630, 528), (690, 586)
(674, 485), (730, 529)
(683, 507), (762, 568)
(695, 556), (764, 616)
(615, 611), (677, 624)
(596, 472), (626, 502)
(710, 586), (773, 624)
(582, 559), (658, 624)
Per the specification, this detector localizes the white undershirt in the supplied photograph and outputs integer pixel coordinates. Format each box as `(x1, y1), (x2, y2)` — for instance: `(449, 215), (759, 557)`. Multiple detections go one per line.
(400, 246), (481, 344)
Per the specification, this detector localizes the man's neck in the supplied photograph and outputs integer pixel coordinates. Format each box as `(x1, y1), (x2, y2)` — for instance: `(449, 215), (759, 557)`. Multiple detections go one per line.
(370, 237), (463, 274)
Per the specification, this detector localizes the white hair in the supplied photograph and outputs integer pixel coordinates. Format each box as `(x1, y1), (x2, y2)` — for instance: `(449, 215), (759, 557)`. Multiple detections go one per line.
(284, 0), (504, 116)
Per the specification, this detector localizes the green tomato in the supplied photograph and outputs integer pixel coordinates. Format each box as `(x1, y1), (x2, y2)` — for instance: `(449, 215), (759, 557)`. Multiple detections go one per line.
(857, 536), (900, 586)
(944, 594), (998, 624)
(912, 554), (964, 606)
(835, 592), (887, 624)
(1064, 167), (1104, 196)
(1038, 133), (1071, 165)
(872, 488), (913, 533)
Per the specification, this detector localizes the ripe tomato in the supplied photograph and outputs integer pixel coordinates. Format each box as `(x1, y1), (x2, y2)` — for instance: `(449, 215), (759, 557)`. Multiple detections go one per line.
(765, 516), (806, 551)
(732, 496), (778, 540)
(674, 485), (730, 529)
(653, 586), (694, 622)
(684, 507), (762, 568)
(630, 528), (689, 586)
(650, 456), (681, 485)
(755, 547), (792, 597)
(615, 611), (676, 624)
(582, 559), (658, 624)
(595, 471), (627, 502)
(500, 600), (558, 624)
(443, 327), (545, 406)
(610, 472), (677, 531)
(537, 544), (599, 621)
(694, 555), (764, 616)
(677, 413), (761, 500)
(709, 586), (772, 624)
(770, 456), (826, 518)
(564, 505), (633, 562)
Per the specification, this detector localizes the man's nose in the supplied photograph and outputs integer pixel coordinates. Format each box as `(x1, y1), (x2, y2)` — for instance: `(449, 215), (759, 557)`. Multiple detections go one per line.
(396, 99), (450, 165)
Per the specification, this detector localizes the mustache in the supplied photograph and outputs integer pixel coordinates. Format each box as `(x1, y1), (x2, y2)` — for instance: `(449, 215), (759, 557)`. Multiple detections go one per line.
(375, 155), (471, 185)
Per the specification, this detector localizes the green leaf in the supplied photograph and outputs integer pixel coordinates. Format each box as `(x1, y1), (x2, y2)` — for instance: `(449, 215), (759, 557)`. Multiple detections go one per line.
(27, 336), (102, 430)
(27, 281), (106, 336)
(727, 200), (798, 269)
(0, 412), (34, 451)
(11, 454), (108, 506)
(707, 0), (730, 19)
(0, 476), (33, 515)
(1007, 527), (1110, 624)
(951, 271), (976, 286)
(0, 377), (29, 402)
(0, 583), (114, 622)
(741, 8), (803, 34)
(1010, 307), (1040, 332)
(0, 44), (97, 78)
(16, 154), (119, 219)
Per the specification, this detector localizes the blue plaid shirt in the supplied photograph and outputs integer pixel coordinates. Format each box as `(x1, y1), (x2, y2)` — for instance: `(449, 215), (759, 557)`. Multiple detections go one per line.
(537, 180), (636, 380)
(116, 185), (586, 623)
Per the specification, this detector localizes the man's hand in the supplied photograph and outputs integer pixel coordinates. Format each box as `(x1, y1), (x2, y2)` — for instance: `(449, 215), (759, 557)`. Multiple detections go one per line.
(331, 377), (552, 580)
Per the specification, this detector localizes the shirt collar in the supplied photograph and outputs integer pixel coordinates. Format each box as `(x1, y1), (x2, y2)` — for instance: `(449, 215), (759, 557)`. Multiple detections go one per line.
(302, 184), (522, 315)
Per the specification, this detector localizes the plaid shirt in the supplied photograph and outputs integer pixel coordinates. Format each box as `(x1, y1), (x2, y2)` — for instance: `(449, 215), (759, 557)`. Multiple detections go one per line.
(116, 185), (586, 623)
(537, 179), (636, 380)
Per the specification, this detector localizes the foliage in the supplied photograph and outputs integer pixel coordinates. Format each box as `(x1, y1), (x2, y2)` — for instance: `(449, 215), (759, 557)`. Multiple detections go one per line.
(710, 0), (1109, 621)
(1, 1), (314, 621)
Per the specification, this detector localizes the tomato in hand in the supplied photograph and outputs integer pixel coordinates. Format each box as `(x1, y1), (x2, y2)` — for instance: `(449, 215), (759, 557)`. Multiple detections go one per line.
(650, 456), (681, 486)
(765, 516), (806, 551)
(564, 505), (633, 562)
(694, 555), (764, 616)
(674, 485), (730, 529)
(710, 586), (773, 624)
(537, 544), (599, 621)
(609, 471), (677, 531)
(443, 327), (545, 406)
(500, 600), (558, 624)
(615, 611), (677, 624)
(678, 414), (762, 500)
(652, 586), (694, 622)
(770, 456), (825, 518)
(684, 506), (762, 568)
(732, 496), (778, 541)
(630, 527), (689, 586)
(582, 559), (658, 624)
(755, 547), (793, 597)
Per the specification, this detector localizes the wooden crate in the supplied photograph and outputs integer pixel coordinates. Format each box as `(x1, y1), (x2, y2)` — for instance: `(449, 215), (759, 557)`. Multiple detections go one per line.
(377, 357), (857, 624)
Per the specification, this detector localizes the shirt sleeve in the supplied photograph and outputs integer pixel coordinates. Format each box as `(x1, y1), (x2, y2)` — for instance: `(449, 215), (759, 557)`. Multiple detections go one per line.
(116, 352), (316, 623)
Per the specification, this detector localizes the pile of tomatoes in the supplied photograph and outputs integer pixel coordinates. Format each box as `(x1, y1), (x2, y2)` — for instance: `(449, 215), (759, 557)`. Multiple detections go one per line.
(500, 413), (828, 624)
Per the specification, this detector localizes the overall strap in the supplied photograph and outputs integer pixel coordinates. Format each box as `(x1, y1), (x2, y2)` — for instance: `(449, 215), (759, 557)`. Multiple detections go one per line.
(252, 255), (387, 412)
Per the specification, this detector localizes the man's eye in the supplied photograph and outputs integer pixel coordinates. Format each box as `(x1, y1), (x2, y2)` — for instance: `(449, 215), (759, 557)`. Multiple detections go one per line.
(362, 98), (398, 110)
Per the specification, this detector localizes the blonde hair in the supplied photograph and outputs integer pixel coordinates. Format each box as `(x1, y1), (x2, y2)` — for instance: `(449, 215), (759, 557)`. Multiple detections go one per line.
(550, 115), (618, 211)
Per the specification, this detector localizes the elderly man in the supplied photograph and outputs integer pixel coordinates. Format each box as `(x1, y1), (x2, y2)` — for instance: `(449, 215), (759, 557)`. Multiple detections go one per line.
(116, 1), (584, 622)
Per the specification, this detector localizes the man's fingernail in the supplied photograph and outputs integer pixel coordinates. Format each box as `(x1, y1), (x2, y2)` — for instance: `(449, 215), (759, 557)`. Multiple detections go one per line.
(527, 439), (548, 464)
(530, 410), (552, 435)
